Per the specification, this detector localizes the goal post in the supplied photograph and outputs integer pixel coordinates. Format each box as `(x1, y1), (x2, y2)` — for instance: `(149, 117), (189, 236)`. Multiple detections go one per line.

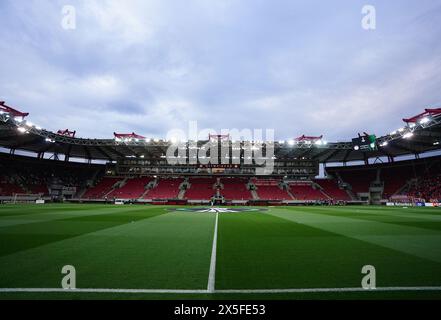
(11, 193), (44, 204)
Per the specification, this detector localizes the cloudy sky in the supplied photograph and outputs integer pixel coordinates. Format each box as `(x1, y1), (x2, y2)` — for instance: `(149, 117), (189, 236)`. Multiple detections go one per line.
(1, 0), (441, 141)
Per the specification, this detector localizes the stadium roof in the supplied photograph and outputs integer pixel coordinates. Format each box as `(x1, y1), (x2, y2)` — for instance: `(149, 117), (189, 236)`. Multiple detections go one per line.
(1, 105), (441, 164)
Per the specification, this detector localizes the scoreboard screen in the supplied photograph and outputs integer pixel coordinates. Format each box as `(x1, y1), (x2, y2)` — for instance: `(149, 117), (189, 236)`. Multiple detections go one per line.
(352, 134), (377, 151)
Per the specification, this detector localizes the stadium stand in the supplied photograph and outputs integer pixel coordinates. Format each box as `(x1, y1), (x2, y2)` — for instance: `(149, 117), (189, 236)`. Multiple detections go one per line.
(406, 173), (441, 201)
(253, 179), (292, 200)
(315, 179), (351, 201)
(220, 178), (252, 200)
(83, 177), (122, 199)
(0, 182), (25, 196)
(289, 183), (328, 201)
(144, 178), (183, 199)
(184, 177), (217, 200)
(106, 177), (153, 199)
(1, 102), (441, 204)
(327, 157), (441, 201)
(0, 153), (100, 198)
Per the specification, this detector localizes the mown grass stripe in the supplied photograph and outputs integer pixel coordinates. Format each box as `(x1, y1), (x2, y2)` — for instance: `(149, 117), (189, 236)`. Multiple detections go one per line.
(0, 207), (166, 257)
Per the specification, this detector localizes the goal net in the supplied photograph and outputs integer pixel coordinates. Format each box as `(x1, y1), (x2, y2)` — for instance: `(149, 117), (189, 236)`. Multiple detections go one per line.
(11, 193), (44, 204)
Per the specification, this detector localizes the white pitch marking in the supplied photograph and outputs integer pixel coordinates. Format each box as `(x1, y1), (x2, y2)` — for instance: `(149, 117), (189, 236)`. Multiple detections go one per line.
(215, 286), (441, 293)
(207, 212), (219, 293)
(0, 288), (207, 294)
(1, 286), (441, 294)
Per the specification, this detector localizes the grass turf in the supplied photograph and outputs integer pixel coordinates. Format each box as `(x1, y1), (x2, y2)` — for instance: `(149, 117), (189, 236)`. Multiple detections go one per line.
(0, 204), (440, 299)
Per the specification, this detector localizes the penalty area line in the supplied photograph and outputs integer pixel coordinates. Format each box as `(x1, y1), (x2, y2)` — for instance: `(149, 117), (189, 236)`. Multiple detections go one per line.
(0, 286), (441, 294)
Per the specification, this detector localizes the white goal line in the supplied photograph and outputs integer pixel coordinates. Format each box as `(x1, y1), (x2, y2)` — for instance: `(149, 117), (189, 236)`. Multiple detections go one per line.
(0, 286), (441, 294)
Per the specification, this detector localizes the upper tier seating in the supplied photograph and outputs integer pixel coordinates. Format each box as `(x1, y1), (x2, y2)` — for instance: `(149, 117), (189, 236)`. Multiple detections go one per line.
(184, 178), (216, 200)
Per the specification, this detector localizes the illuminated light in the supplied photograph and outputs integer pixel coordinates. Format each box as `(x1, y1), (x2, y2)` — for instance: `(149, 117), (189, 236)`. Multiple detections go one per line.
(354, 145), (360, 151)
(25, 121), (34, 127)
(140, 155), (145, 158)
(278, 140), (285, 144)
(134, 138), (139, 142)
(380, 141), (388, 147)
(17, 127), (27, 133)
(398, 128), (405, 132)
(390, 131), (397, 135)
(323, 141), (328, 145)
(35, 126), (42, 130)
(315, 140), (323, 145)
(288, 140), (295, 146)
(408, 123), (416, 128)
(433, 141), (440, 146)
(14, 117), (24, 122)
(419, 117), (430, 124)
(403, 132), (413, 139)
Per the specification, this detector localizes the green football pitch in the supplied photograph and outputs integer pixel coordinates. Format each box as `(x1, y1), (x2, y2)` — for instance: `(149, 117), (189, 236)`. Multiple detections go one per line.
(0, 204), (440, 300)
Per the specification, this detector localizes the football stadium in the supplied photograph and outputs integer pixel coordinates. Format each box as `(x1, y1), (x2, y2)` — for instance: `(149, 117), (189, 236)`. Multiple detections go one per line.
(0, 103), (441, 300)
(1, 1), (441, 307)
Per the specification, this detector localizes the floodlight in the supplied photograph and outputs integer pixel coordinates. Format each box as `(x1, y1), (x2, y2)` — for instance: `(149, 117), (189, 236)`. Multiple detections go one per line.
(403, 132), (413, 139)
(419, 117), (430, 124)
